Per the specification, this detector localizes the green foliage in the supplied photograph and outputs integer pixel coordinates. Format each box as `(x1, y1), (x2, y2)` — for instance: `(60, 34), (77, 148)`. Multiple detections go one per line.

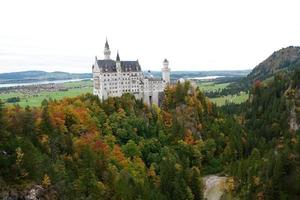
(223, 70), (300, 199)
(2, 72), (300, 199)
(0, 83), (210, 199)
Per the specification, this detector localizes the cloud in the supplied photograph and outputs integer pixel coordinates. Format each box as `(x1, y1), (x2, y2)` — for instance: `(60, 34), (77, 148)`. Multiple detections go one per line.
(0, 0), (300, 73)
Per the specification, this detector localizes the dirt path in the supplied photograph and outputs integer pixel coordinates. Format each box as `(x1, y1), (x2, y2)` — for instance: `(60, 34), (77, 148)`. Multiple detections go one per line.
(203, 175), (227, 200)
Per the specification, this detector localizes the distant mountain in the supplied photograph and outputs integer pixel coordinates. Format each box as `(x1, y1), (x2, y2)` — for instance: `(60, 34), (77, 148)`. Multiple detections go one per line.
(150, 70), (251, 80)
(247, 46), (300, 82)
(0, 70), (250, 84)
(0, 71), (92, 84)
(221, 47), (300, 95)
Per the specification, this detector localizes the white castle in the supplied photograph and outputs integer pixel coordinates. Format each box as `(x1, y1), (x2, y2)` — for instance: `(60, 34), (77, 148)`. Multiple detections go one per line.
(92, 39), (171, 105)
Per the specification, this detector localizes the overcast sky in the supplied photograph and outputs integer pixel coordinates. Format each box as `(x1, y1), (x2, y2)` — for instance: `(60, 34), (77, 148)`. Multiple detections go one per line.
(0, 0), (300, 73)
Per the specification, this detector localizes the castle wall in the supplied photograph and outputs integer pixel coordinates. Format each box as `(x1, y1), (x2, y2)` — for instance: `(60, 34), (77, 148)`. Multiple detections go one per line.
(92, 40), (170, 106)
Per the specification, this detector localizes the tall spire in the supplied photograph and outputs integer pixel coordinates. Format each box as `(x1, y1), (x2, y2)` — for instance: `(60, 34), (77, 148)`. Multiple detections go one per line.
(116, 50), (121, 72)
(116, 50), (120, 61)
(105, 37), (109, 49)
(104, 38), (111, 59)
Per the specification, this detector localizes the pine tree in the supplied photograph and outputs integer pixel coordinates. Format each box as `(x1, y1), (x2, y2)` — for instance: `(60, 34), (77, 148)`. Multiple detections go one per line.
(189, 167), (204, 200)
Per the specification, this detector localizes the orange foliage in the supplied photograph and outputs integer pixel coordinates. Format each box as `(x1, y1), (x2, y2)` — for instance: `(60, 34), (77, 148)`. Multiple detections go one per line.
(184, 129), (196, 145)
(254, 80), (262, 89)
(206, 101), (213, 114)
(111, 145), (128, 167)
(257, 192), (264, 200)
(162, 111), (173, 128)
(93, 140), (109, 155)
(48, 103), (66, 133)
(43, 99), (99, 135)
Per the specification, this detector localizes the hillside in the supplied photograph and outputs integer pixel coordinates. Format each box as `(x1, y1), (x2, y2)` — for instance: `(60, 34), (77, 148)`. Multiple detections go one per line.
(0, 71), (91, 84)
(0, 70), (250, 85)
(248, 46), (300, 82)
(0, 82), (229, 199)
(221, 46), (300, 96)
(0, 62), (300, 199)
(227, 69), (300, 199)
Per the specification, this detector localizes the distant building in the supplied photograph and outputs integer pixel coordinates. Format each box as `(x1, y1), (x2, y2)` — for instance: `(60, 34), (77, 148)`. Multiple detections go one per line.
(92, 39), (171, 105)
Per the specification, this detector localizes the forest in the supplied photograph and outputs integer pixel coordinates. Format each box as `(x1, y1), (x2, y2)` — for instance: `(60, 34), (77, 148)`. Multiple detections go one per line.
(1, 70), (300, 199)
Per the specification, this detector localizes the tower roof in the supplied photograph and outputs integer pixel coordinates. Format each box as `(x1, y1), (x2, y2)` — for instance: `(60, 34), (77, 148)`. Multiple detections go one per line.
(163, 58), (169, 63)
(105, 38), (109, 49)
(96, 60), (141, 72)
(116, 51), (120, 61)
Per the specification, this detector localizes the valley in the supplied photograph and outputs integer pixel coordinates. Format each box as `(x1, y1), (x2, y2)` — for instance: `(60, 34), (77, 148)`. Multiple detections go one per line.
(0, 71), (249, 107)
(1, 47), (300, 200)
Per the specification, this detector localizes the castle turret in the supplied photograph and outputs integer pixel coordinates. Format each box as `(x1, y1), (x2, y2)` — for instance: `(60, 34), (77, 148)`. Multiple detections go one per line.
(104, 38), (111, 59)
(162, 58), (171, 84)
(116, 51), (121, 72)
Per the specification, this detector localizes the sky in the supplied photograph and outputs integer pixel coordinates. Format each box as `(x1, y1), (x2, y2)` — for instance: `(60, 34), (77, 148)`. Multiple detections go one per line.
(0, 0), (300, 73)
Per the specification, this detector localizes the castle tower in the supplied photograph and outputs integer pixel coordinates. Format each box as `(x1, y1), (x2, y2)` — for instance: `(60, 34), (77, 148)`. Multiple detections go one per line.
(116, 51), (121, 72)
(162, 58), (171, 84)
(104, 38), (111, 59)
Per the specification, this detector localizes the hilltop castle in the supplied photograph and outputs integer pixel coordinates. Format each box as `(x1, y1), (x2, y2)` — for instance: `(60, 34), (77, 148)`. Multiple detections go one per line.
(92, 39), (171, 105)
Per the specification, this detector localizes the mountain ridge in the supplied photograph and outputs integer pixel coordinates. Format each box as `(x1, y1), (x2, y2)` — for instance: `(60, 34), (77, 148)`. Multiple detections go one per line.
(0, 71), (91, 84)
(247, 46), (300, 82)
(0, 70), (251, 84)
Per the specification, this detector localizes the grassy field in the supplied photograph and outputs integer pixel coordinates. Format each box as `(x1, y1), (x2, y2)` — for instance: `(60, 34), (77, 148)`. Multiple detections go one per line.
(1, 80), (248, 107)
(197, 82), (231, 92)
(210, 92), (248, 106)
(197, 81), (248, 106)
(0, 80), (93, 107)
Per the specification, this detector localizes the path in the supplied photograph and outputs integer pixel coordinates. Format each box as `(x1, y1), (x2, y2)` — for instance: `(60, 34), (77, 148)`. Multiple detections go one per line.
(203, 175), (227, 200)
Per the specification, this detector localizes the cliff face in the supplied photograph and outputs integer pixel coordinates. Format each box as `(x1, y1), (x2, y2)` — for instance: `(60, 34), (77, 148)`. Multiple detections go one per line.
(248, 46), (300, 82)
(0, 185), (57, 200)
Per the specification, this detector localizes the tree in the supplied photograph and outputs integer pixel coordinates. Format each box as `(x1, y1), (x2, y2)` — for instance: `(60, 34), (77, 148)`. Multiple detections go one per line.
(189, 167), (203, 200)
(122, 140), (141, 158)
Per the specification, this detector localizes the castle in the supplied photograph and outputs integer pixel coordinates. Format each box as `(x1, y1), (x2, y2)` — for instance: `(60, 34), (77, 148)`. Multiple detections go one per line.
(92, 39), (171, 105)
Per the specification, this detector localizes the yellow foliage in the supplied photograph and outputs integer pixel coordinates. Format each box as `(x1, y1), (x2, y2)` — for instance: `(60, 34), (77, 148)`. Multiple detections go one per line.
(197, 123), (203, 131)
(42, 174), (51, 188)
(148, 165), (160, 188)
(174, 163), (182, 172)
(253, 176), (260, 186)
(291, 137), (298, 144)
(96, 181), (106, 192)
(162, 111), (173, 128)
(15, 147), (24, 166)
(206, 100), (213, 114)
(148, 165), (156, 178)
(225, 177), (235, 192)
(39, 134), (49, 144)
(276, 144), (284, 149)
(184, 129), (195, 145)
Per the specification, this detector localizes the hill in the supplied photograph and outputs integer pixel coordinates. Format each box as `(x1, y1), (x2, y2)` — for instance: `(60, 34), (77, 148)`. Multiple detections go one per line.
(0, 71), (91, 84)
(0, 70), (250, 85)
(247, 46), (300, 82)
(0, 56), (300, 199)
(227, 69), (300, 199)
(0, 83), (223, 199)
(221, 46), (300, 96)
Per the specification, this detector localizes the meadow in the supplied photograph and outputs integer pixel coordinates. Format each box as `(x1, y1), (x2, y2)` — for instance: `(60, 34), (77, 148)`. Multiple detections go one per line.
(197, 81), (248, 106)
(0, 80), (92, 107)
(0, 80), (248, 107)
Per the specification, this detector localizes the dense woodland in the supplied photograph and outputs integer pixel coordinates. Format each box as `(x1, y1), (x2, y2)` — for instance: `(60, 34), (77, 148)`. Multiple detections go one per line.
(0, 82), (222, 199)
(1, 69), (300, 199)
